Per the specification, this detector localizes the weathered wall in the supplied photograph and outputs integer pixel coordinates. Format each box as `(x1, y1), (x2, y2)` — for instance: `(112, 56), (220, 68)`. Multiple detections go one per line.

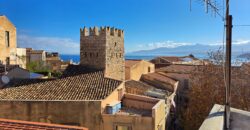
(0, 16), (16, 64)
(105, 28), (125, 81)
(123, 94), (159, 110)
(30, 51), (46, 62)
(101, 82), (124, 112)
(126, 60), (155, 81)
(152, 100), (166, 130)
(0, 101), (102, 130)
(16, 48), (27, 69)
(80, 27), (125, 81)
(102, 114), (153, 130)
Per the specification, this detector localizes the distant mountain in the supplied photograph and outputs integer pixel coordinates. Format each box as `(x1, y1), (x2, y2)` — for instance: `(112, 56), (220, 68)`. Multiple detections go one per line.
(237, 53), (250, 59)
(127, 43), (250, 58)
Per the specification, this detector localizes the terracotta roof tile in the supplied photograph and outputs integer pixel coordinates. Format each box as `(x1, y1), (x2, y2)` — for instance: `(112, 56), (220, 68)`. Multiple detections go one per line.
(143, 72), (177, 86)
(125, 80), (154, 90)
(62, 65), (102, 77)
(156, 64), (196, 74)
(125, 60), (141, 68)
(0, 118), (88, 130)
(0, 66), (122, 100)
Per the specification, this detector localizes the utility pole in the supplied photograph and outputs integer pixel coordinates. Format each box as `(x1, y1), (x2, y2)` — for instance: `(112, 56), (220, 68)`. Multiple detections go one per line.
(224, 0), (232, 129)
(191, 0), (233, 129)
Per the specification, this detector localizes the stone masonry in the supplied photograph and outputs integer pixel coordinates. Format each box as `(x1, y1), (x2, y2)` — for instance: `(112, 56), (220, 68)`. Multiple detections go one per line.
(80, 26), (125, 81)
(0, 15), (16, 64)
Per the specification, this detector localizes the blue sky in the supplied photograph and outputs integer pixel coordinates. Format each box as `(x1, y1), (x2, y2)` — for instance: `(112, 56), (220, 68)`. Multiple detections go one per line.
(0, 0), (250, 54)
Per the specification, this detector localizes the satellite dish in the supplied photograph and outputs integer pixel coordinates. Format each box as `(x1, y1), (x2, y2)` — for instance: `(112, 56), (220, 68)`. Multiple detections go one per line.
(1, 75), (10, 84)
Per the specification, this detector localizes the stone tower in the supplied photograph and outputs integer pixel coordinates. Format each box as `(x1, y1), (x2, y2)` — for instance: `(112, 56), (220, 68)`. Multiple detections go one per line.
(80, 26), (125, 81)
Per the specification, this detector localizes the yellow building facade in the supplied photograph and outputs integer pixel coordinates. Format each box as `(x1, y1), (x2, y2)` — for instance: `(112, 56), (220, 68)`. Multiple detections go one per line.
(0, 15), (16, 65)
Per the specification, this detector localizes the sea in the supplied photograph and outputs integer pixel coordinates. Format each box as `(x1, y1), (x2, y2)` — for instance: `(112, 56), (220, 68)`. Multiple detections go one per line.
(60, 55), (156, 63)
(60, 53), (247, 65)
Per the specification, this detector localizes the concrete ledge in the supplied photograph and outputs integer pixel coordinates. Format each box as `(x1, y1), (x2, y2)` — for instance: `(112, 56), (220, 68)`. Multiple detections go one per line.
(199, 104), (224, 130)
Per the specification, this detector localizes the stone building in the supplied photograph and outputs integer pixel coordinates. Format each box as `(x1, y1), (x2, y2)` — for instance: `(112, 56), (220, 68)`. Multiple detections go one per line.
(80, 26), (125, 81)
(0, 26), (167, 130)
(0, 15), (16, 65)
(125, 59), (155, 81)
(0, 66), (124, 130)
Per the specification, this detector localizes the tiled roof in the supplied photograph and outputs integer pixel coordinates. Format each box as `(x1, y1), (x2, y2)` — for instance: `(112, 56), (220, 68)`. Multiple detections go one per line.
(62, 65), (102, 77)
(125, 80), (154, 90)
(125, 80), (172, 97)
(0, 70), (122, 100)
(0, 118), (88, 130)
(125, 60), (141, 68)
(5, 78), (53, 88)
(143, 72), (177, 86)
(0, 65), (19, 73)
(156, 64), (196, 74)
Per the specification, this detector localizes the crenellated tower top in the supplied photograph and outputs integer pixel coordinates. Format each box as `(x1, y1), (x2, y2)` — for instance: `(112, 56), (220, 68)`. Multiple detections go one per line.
(80, 26), (124, 37)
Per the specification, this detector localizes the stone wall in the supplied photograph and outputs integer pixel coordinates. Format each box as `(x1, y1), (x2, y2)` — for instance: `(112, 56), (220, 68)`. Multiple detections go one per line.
(0, 16), (16, 64)
(102, 114), (153, 130)
(0, 101), (102, 130)
(80, 26), (125, 81)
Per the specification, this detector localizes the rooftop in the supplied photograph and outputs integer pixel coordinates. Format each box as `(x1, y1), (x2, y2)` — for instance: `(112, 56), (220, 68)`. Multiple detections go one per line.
(125, 80), (155, 91)
(125, 60), (142, 68)
(143, 72), (177, 86)
(112, 94), (160, 117)
(0, 66), (122, 100)
(0, 118), (88, 130)
(125, 80), (172, 97)
(156, 64), (196, 74)
(0, 65), (19, 74)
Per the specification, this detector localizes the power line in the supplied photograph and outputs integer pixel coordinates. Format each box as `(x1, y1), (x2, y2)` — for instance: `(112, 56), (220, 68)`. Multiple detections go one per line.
(234, 25), (250, 27)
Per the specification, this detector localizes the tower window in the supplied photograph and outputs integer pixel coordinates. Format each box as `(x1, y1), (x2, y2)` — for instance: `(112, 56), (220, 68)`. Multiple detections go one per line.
(114, 42), (117, 47)
(90, 53), (92, 57)
(96, 53), (98, 57)
(5, 31), (10, 47)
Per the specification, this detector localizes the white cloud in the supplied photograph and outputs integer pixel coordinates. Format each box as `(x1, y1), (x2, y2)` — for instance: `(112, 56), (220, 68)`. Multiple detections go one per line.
(135, 39), (250, 52)
(232, 39), (250, 45)
(136, 41), (194, 51)
(17, 35), (79, 54)
(209, 39), (250, 46)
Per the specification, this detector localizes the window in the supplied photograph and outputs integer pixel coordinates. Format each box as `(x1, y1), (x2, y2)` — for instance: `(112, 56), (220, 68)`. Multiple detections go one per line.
(6, 57), (10, 65)
(114, 42), (117, 47)
(5, 31), (10, 47)
(84, 52), (87, 57)
(96, 52), (98, 57)
(116, 125), (131, 130)
(148, 67), (151, 73)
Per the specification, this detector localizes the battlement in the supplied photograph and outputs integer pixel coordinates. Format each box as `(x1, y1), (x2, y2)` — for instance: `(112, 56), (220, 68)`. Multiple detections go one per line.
(80, 26), (124, 37)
